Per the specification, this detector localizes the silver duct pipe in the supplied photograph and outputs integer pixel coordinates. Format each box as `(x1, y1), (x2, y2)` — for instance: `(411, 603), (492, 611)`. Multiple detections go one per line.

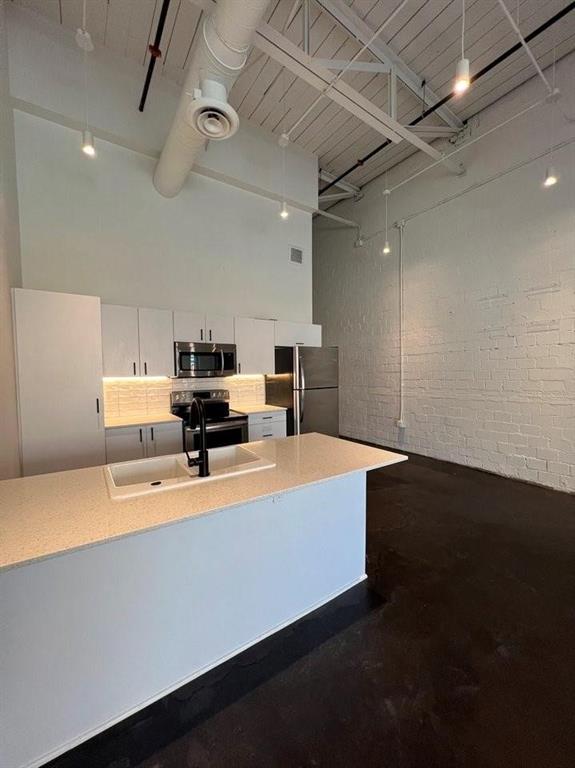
(153, 0), (270, 198)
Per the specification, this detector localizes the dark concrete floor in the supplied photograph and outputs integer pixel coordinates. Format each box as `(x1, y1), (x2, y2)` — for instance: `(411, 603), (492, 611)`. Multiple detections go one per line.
(47, 450), (575, 768)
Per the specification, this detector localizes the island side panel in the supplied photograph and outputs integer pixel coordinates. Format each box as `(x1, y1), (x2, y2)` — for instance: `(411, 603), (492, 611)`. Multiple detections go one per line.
(1, 472), (367, 768)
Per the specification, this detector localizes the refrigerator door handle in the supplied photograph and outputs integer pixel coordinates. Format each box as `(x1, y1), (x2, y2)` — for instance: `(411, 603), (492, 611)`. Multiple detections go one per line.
(293, 390), (301, 435)
(300, 356), (306, 391)
(300, 387), (305, 425)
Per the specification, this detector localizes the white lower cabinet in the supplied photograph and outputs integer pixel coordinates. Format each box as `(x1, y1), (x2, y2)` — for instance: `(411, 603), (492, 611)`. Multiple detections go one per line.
(105, 426), (147, 464)
(106, 422), (183, 463)
(247, 412), (287, 441)
(147, 422), (184, 456)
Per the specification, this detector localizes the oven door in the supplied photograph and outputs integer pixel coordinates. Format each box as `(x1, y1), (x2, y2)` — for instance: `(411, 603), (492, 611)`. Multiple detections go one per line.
(175, 343), (237, 378)
(185, 420), (248, 451)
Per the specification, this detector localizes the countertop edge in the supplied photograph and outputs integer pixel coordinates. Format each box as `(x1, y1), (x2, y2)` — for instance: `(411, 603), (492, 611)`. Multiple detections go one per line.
(0, 453), (407, 573)
(104, 414), (183, 429)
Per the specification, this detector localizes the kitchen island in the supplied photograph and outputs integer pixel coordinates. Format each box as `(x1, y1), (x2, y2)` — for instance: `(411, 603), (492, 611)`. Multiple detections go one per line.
(1, 434), (406, 768)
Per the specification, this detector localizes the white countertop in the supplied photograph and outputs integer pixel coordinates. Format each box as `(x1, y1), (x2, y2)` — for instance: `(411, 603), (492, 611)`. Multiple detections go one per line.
(104, 413), (183, 429)
(0, 434), (407, 572)
(232, 404), (287, 415)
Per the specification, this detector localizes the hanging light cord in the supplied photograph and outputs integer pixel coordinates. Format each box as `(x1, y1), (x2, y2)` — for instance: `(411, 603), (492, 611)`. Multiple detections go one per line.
(282, 67), (287, 202)
(461, 0), (465, 60)
(384, 174), (389, 241)
(82, 0), (89, 132)
(549, 46), (556, 166)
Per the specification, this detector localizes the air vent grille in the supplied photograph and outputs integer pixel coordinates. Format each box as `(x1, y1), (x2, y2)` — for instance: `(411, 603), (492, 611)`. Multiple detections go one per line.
(290, 246), (303, 264)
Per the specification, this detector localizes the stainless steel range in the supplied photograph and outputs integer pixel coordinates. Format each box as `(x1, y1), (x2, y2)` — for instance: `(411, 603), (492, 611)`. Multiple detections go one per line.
(171, 389), (248, 452)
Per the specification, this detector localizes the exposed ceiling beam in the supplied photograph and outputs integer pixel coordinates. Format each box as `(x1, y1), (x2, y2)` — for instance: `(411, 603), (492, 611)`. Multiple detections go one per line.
(187, 0), (463, 174)
(319, 170), (360, 194)
(313, 0), (464, 130)
(313, 58), (389, 73)
(407, 125), (459, 138)
(254, 22), (404, 144)
(319, 191), (355, 202)
(254, 21), (464, 174)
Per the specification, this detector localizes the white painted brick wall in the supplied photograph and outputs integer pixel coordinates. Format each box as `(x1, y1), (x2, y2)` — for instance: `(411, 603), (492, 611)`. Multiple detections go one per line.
(314, 53), (575, 494)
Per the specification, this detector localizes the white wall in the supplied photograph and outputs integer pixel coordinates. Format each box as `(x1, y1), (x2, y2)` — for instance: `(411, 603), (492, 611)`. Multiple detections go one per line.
(314, 52), (575, 493)
(8, 4), (317, 320)
(0, 0), (22, 479)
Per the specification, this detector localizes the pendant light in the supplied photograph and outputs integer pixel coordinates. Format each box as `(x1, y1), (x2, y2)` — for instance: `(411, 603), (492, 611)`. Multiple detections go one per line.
(81, 129), (96, 157)
(543, 166), (558, 187)
(454, 0), (470, 95)
(543, 48), (559, 188)
(382, 181), (391, 255)
(76, 0), (96, 158)
(278, 68), (289, 220)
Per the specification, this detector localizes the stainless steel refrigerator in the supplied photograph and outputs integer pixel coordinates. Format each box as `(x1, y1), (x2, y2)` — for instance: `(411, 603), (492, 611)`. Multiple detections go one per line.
(265, 346), (339, 436)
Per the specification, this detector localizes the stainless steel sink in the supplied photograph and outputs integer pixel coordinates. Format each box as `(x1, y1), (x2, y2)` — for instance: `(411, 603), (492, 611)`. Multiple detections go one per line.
(105, 446), (275, 500)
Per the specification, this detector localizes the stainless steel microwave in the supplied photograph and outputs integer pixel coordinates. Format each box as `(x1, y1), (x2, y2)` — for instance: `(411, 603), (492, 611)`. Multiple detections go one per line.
(174, 341), (237, 378)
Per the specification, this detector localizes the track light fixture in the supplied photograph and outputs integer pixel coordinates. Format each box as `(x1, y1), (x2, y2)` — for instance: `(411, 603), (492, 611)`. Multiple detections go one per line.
(279, 201), (289, 220)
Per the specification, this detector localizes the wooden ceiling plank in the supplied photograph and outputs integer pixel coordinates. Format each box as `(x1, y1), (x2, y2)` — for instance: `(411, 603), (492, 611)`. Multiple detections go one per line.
(160, 0), (200, 71)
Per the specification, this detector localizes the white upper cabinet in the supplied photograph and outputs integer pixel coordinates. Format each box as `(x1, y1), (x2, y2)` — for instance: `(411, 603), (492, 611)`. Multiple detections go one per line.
(205, 314), (235, 344)
(101, 304), (140, 377)
(13, 288), (105, 476)
(274, 321), (322, 347)
(102, 305), (174, 377)
(173, 312), (235, 344)
(138, 308), (174, 376)
(234, 317), (275, 375)
(173, 311), (205, 343)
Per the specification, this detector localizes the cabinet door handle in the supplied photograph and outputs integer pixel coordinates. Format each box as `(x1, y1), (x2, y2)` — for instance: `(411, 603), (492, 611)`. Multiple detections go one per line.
(144, 362), (148, 375)
(263, 415), (272, 420)
(238, 362), (241, 374)
(151, 427), (154, 441)
(139, 429), (143, 442)
(263, 433), (273, 438)
(200, 328), (203, 341)
(96, 397), (100, 414)
(209, 329), (212, 341)
(133, 362), (137, 375)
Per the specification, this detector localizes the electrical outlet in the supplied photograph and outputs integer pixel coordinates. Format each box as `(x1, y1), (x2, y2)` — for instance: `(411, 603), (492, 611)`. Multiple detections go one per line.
(396, 419), (406, 429)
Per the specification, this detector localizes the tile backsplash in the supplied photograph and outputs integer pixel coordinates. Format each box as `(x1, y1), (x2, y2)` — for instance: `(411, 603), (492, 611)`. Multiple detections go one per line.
(103, 375), (265, 419)
(103, 378), (173, 419)
(170, 375), (266, 407)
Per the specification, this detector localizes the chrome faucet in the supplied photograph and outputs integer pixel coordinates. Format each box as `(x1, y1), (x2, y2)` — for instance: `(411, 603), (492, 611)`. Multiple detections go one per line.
(185, 396), (210, 477)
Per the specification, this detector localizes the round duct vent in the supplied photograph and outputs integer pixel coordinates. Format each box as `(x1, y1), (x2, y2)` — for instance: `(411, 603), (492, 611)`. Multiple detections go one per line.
(187, 95), (239, 141)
